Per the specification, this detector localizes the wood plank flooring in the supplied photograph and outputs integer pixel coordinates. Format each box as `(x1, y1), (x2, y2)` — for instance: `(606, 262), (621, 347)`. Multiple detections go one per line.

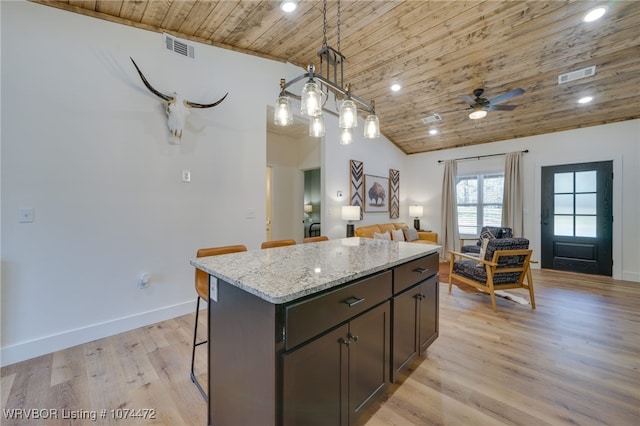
(2, 268), (639, 425)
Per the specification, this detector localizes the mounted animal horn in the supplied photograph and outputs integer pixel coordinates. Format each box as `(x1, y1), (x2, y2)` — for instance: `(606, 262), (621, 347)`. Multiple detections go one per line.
(130, 57), (228, 144)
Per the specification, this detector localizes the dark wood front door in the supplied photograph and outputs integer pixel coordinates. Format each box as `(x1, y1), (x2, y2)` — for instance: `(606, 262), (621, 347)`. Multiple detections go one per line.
(541, 161), (613, 276)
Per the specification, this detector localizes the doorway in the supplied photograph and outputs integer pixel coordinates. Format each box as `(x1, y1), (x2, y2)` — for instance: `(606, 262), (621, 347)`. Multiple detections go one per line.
(541, 161), (613, 276)
(304, 168), (321, 238)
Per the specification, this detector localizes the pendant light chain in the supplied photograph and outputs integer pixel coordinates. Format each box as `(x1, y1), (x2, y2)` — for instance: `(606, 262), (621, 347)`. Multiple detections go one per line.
(337, 0), (341, 54)
(322, 0), (328, 48)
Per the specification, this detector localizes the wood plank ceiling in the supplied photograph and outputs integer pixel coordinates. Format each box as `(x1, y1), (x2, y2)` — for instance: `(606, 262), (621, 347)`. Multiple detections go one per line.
(32, 0), (640, 154)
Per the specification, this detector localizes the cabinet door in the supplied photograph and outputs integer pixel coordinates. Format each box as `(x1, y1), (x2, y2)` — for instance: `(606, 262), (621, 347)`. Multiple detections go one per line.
(282, 325), (348, 426)
(418, 275), (439, 353)
(391, 287), (420, 382)
(348, 302), (390, 425)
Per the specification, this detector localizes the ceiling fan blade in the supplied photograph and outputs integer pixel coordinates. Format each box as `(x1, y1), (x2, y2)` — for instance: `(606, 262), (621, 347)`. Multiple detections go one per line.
(488, 88), (525, 105)
(459, 94), (476, 106)
(487, 104), (517, 111)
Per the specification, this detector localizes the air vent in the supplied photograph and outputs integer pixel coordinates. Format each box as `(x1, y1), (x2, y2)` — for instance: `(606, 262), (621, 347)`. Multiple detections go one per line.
(164, 33), (195, 59)
(421, 114), (442, 124)
(558, 66), (596, 84)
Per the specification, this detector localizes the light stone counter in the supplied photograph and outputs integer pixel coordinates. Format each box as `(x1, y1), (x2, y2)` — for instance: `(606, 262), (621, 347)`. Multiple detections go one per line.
(191, 237), (440, 304)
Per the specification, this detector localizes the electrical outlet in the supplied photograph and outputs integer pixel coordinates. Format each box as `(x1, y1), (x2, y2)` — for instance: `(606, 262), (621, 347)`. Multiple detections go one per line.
(181, 170), (191, 183)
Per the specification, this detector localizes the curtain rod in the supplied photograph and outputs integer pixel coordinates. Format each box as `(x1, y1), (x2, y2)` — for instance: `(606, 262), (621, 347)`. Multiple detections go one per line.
(438, 149), (528, 164)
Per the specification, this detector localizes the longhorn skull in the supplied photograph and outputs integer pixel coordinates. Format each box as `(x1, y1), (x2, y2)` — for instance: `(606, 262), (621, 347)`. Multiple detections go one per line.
(130, 57), (228, 144)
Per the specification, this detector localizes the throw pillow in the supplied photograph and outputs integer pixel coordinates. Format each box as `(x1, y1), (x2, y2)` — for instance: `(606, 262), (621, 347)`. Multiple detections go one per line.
(391, 229), (405, 241)
(478, 237), (491, 264)
(373, 231), (391, 240)
(402, 228), (419, 242)
(478, 229), (496, 245)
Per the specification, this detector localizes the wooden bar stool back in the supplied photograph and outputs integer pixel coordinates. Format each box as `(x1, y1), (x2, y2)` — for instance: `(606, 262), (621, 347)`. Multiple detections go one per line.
(191, 244), (247, 401)
(261, 239), (296, 249)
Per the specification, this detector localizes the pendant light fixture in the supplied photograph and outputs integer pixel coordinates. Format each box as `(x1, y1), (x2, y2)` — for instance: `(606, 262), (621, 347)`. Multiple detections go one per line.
(274, 0), (380, 142)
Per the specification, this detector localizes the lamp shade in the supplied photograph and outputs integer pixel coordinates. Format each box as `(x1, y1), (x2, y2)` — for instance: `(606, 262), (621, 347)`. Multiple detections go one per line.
(309, 115), (325, 137)
(304, 204), (313, 213)
(409, 205), (423, 218)
(301, 81), (322, 117)
(339, 127), (353, 145)
(363, 114), (380, 139)
(341, 205), (361, 221)
(274, 96), (293, 126)
(339, 99), (358, 128)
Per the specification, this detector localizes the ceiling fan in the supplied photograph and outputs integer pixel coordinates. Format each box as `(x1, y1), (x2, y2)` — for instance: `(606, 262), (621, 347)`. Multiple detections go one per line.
(460, 88), (525, 119)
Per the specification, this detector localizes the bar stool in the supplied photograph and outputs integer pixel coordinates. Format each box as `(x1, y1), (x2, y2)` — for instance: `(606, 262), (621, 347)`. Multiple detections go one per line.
(191, 244), (247, 401)
(303, 236), (329, 243)
(261, 239), (296, 249)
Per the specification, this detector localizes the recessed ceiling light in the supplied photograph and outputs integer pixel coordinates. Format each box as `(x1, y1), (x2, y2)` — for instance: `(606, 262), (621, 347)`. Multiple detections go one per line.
(429, 129), (438, 135)
(583, 6), (607, 23)
(390, 83), (401, 92)
(578, 96), (593, 104)
(280, 1), (297, 13)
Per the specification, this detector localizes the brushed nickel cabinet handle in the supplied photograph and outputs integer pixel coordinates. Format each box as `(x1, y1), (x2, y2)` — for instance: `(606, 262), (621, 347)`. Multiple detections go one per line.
(342, 296), (365, 307)
(413, 267), (429, 274)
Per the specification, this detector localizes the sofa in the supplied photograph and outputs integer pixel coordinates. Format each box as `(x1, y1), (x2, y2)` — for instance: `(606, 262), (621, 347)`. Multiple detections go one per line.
(354, 222), (438, 244)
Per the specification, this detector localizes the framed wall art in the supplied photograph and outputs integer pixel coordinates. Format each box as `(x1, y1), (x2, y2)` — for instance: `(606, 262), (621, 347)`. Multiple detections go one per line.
(349, 160), (364, 219)
(364, 174), (389, 213)
(389, 169), (400, 219)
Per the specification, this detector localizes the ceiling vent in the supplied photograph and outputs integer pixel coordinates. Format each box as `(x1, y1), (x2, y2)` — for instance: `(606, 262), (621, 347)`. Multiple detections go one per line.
(558, 66), (596, 84)
(164, 33), (195, 59)
(421, 113), (442, 124)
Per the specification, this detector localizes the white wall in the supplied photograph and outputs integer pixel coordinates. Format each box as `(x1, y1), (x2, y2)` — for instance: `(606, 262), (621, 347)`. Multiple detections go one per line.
(406, 120), (640, 282)
(0, 1), (291, 365)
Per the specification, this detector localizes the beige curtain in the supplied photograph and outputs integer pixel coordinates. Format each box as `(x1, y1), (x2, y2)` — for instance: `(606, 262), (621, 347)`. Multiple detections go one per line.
(440, 160), (459, 260)
(502, 151), (523, 236)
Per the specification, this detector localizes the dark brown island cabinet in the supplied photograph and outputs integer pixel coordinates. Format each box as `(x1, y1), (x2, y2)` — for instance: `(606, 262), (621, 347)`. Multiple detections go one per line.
(194, 240), (440, 426)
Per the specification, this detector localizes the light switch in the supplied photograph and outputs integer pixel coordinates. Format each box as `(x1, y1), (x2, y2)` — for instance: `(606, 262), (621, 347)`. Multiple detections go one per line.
(19, 208), (34, 223)
(246, 208), (256, 219)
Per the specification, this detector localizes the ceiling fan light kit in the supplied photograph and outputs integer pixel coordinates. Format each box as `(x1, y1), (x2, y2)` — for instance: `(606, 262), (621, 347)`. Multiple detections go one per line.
(274, 0), (380, 141)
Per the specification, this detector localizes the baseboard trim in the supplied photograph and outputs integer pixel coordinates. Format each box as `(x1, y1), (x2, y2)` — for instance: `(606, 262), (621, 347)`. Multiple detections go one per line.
(0, 301), (196, 367)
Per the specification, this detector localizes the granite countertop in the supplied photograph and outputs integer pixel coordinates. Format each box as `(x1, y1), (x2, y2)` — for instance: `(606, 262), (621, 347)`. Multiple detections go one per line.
(191, 238), (441, 304)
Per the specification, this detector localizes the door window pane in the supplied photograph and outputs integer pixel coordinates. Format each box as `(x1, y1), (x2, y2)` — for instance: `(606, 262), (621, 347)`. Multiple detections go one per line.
(576, 171), (597, 192)
(554, 216), (573, 236)
(576, 194), (597, 215)
(576, 216), (597, 237)
(554, 172), (573, 193)
(554, 194), (574, 214)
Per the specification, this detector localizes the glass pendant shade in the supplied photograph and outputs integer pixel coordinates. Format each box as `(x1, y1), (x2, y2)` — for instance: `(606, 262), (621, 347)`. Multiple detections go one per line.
(339, 127), (353, 145)
(274, 96), (293, 126)
(309, 115), (325, 137)
(363, 114), (380, 139)
(301, 81), (322, 117)
(339, 99), (358, 128)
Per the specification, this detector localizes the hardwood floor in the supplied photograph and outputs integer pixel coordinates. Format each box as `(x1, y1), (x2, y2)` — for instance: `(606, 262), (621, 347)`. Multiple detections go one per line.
(2, 269), (639, 425)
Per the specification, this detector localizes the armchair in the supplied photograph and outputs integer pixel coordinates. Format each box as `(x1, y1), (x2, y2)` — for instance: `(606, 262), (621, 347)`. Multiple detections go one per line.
(448, 237), (535, 312)
(461, 226), (513, 254)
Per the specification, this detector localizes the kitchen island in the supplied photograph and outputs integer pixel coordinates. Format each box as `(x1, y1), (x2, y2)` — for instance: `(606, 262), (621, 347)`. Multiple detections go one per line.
(191, 237), (441, 426)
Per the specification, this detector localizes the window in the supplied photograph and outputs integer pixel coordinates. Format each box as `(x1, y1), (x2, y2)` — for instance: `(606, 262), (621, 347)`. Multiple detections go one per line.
(456, 173), (504, 235)
(553, 170), (597, 237)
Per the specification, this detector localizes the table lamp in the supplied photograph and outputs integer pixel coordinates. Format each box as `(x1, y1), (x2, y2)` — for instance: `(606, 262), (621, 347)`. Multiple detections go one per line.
(341, 205), (361, 237)
(409, 205), (423, 230)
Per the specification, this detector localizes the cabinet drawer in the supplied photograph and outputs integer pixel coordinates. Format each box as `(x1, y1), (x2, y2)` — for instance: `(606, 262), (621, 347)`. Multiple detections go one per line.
(393, 253), (438, 294)
(285, 270), (392, 350)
